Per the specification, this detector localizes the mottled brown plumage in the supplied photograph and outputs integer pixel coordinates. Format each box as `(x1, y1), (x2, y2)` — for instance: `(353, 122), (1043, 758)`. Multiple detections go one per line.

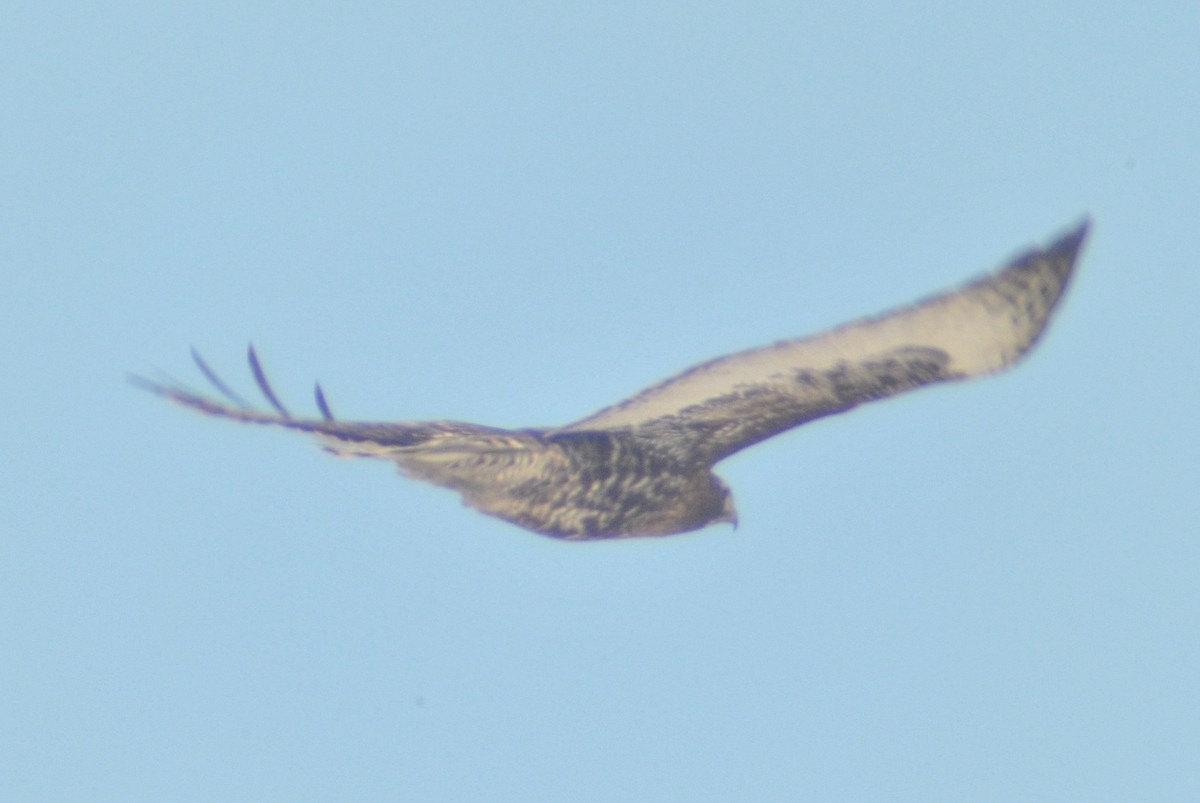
(134, 221), (1087, 539)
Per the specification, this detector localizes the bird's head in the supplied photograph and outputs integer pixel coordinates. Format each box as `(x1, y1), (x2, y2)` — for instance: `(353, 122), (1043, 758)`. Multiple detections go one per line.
(710, 475), (738, 530)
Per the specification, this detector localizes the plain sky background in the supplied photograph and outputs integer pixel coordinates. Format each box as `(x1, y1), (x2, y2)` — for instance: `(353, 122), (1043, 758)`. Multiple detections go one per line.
(3, 3), (1198, 800)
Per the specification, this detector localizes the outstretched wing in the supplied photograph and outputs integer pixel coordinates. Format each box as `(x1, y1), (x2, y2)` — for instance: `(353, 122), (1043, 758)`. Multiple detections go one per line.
(562, 221), (1088, 464)
(131, 346), (536, 471)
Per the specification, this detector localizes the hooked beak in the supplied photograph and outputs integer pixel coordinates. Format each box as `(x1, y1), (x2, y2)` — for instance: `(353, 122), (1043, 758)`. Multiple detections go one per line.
(722, 498), (739, 530)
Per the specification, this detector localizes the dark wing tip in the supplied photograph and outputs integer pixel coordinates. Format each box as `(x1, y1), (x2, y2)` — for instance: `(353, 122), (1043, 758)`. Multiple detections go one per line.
(1005, 217), (1090, 288)
(1051, 216), (1091, 263)
(127, 367), (252, 420)
(1036, 217), (1090, 289)
(133, 346), (339, 427)
(190, 346), (252, 408)
(246, 344), (291, 419)
(314, 382), (335, 421)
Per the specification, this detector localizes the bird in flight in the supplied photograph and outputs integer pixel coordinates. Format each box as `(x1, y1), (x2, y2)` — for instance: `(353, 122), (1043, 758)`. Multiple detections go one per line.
(135, 221), (1087, 540)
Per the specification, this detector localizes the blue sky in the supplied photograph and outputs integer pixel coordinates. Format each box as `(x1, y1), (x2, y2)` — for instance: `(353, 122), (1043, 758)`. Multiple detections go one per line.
(3, 3), (1198, 799)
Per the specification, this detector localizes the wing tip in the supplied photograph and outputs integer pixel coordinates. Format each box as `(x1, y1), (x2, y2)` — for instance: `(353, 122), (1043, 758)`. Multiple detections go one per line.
(1043, 216), (1091, 294)
(133, 346), (338, 427)
(1004, 216), (1090, 291)
(1050, 216), (1091, 265)
(246, 343), (292, 419)
(126, 371), (166, 397)
(314, 382), (335, 421)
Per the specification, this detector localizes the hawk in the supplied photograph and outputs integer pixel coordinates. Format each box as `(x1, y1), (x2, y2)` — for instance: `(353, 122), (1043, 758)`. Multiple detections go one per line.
(135, 221), (1088, 540)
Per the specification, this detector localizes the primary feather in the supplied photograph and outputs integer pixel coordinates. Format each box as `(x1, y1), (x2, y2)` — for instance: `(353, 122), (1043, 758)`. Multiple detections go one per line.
(134, 220), (1087, 539)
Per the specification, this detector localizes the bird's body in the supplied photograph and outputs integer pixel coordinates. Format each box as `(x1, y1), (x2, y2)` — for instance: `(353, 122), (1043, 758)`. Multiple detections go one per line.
(135, 221), (1088, 539)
